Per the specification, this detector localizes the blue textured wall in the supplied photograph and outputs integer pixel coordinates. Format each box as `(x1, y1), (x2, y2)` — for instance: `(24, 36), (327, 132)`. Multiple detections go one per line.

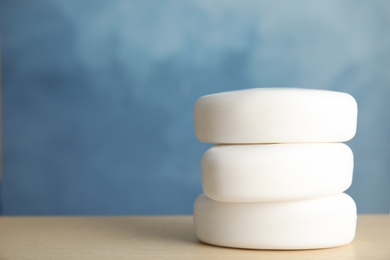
(1, 0), (389, 215)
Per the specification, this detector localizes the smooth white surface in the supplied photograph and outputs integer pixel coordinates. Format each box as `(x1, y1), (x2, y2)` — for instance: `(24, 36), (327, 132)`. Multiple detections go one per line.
(194, 88), (358, 144)
(201, 143), (354, 202)
(193, 193), (357, 249)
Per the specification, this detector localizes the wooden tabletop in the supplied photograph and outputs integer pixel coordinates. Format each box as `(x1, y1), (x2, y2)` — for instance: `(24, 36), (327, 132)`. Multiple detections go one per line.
(0, 215), (389, 259)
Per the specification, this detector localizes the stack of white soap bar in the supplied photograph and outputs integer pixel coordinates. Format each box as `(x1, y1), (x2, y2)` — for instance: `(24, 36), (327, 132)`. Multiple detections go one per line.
(193, 88), (358, 250)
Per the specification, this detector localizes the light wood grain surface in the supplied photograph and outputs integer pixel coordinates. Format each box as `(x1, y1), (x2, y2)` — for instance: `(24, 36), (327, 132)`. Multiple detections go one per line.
(0, 215), (389, 259)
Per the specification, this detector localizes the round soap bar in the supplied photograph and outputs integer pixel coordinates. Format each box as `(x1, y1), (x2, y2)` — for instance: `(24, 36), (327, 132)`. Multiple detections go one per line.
(194, 88), (358, 143)
(194, 193), (357, 249)
(202, 143), (353, 202)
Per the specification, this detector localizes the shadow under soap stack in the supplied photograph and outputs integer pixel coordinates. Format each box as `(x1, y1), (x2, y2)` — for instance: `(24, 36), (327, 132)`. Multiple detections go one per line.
(193, 88), (358, 250)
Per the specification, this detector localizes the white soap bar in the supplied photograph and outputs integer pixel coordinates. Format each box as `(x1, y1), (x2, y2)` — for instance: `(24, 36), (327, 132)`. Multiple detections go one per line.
(194, 193), (357, 249)
(194, 88), (357, 143)
(202, 143), (353, 202)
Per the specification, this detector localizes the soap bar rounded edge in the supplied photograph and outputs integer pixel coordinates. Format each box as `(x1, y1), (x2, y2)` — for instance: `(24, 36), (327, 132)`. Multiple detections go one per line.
(201, 143), (354, 202)
(193, 88), (358, 144)
(193, 193), (357, 250)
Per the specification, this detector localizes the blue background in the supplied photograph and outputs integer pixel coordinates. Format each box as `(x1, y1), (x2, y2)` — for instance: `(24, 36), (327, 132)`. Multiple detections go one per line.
(1, 0), (389, 215)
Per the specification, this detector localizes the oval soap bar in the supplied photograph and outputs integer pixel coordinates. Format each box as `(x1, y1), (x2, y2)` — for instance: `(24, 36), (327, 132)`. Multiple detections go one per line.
(202, 143), (353, 202)
(194, 193), (357, 249)
(194, 88), (358, 143)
